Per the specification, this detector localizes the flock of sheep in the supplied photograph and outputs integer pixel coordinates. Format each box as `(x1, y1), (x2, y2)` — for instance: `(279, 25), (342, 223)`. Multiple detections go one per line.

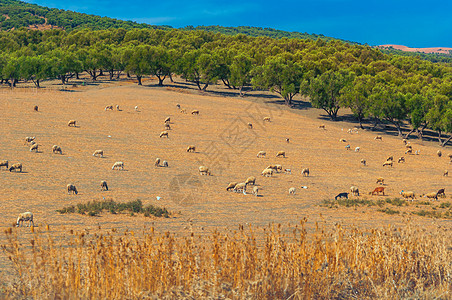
(7, 99), (451, 228)
(333, 128), (449, 202)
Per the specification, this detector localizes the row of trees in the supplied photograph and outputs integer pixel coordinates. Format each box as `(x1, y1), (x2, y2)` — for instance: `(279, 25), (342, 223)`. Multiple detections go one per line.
(0, 28), (451, 145)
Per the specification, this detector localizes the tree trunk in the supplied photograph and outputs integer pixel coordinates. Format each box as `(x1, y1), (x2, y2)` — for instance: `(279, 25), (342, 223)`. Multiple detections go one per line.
(32, 79), (40, 88)
(357, 115), (364, 129)
(127, 72), (131, 78)
(195, 80), (202, 90)
(76, 72), (80, 79)
(169, 73), (174, 83)
(404, 128), (416, 139)
(156, 75), (166, 86)
(239, 86), (243, 97)
(437, 130), (442, 144)
(99, 69), (103, 76)
(202, 83), (209, 91)
(441, 135), (452, 147)
(61, 75), (66, 85)
(137, 76), (142, 86)
(109, 70), (114, 80)
(222, 79), (232, 89)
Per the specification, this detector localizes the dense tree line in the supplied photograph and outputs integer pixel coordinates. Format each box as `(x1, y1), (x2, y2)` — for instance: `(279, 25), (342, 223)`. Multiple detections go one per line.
(0, 27), (452, 145)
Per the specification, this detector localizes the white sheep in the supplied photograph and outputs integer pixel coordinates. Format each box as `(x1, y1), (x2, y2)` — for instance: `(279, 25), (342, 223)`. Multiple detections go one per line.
(261, 168), (273, 177)
(245, 176), (256, 186)
(226, 182), (238, 191)
(345, 144), (350, 150)
(382, 160), (393, 167)
(375, 135), (382, 140)
(301, 168), (310, 177)
(252, 186), (259, 196)
(284, 168), (291, 174)
(135, 106), (139, 111)
(164, 117), (171, 123)
(162, 160), (169, 167)
(350, 186), (359, 196)
(398, 157), (405, 163)
(263, 117), (271, 122)
(93, 150), (104, 158)
(68, 120), (76, 127)
(9, 163), (22, 172)
(191, 110), (199, 115)
(24, 136), (35, 144)
(443, 170), (448, 176)
(256, 151), (266, 158)
(187, 145), (196, 152)
(400, 190), (415, 200)
(289, 187), (296, 195)
(155, 158), (161, 167)
(164, 124), (171, 130)
(105, 105), (113, 111)
(16, 212), (34, 227)
(233, 182), (247, 193)
(360, 159), (366, 166)
(199, 166), (211, 176)
(116, 105), (120, 111)
(112, 161), (124, 170)
(160, 131), (169, 138)
(424, 192), (438, 201)
(437, 150), (442, 157)
(354, 147), (360, 152)
(29, 143), (39, 152)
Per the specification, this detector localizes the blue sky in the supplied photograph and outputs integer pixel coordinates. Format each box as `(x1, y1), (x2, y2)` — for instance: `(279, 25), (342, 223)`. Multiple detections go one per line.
(26, 0), (452, 47)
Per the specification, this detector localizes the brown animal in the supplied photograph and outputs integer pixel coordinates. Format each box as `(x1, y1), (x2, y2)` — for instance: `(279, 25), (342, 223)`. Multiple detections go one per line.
(9, 163), (22, 172)
(29, 144), (39, 152)
(155, 158), (161, 167)
(374, 135), (382, 140)
(164, 124), (171, 130)
(360, 159), (366, 166)
(33, 105), (39, 112)
(437, 189), (446, 198)
(376, 177), (384, 185)
(248, 123), (253, 129)
(180, 109), (186, 114)
(191, 110), (199, 115)
(444, 170), (448, 176)
(68, 120), (76, 127)
(186, 145), (196, 152)
(405, 148), (412, 155)
(437, 150), (442, 157)
(369, 187), (385, 196)
(276, 151), (285, 158)
(263, 117), (271, 122)
(67, 184), (78, 195)
(0, 160), (8, 170)
(159, 131), (169, 138)
(164, 117), (171, 124)
(319, 124), (325, 129)
(52, 145), (63, 154)
(398, 157), (405, 163)
(383, 160), (393, 167)
(100, 181), (108, 191)
(301, 168), (310, 177)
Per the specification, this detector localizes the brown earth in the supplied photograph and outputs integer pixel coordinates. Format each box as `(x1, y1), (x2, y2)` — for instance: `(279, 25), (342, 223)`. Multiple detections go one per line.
(378, 44), (452, 54)
(0, 76), (451, 278)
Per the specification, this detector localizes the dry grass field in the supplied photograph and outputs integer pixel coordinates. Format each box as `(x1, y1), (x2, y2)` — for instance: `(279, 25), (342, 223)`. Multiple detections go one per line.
(0, 77), (451, 297)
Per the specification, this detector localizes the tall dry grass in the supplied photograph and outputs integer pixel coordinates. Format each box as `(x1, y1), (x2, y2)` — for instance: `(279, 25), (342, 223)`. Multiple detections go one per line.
(2, 220), (451, 299)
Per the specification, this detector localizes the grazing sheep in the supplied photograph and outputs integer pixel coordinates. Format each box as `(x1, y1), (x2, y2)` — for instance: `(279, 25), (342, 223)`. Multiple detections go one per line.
(191, 110), (199, 115)
(289, 187), (296, 195)
(164, 124), (171, 130)
(24, 136), (35, 144)
(252, 186), (259, 197)
(444, 170), (448, 176)
(286, 138), (290, 143)
(275, 165), (283, 172)
(301, 168), (310, 177)
(360, 159), (366, 166)
(383, 160), (393, 167)
(199, 166), (211, 176)
(415, 150), (420, 155)
(226, 182), (238, 191)
(30, 141), (37, 146)
(100, 180), (108, 191)
(155, 158), (161, 167)
(105, 105), (113, 111)
(0, 160), (8, 170)
(112, 161), (124, 170)
(276, 151), (285, 158)
(345, 144), (351, 150)
(354, 147), (360, 152)
(16, 212), (34, 227)
(437, 189), (446, 198)
(256, 151), (266, 158)
(263, 117), (271, 122)
(248, 123), (253, 129)
(233, 182), (247, 193)
(350, 186), (359, 196)
(406, 144), (412, 150)
(398, 157), (405, 163)
(33, 105), (38, 112)
(405, 148), (413, 155)
(159, 131), (169, 138)
(402, 139), (407, 144)
(319, 124), (326, 129)
(376, 177), (384, 185)
(339, 138), (347, 142)
(387, 156), (394, 161)
(261, 168), (273, 177)
(370, 187), (385, 196)
(135, 106), (139, 111)
(335, 192), (348, 200)
(180, 109), (186, 114)
(176, 103), (180, 109)
(437, 150), (442, 157)
(67, 184), (78, 195)
(93, 150), (104, 158)
(68, 120), (76, 127)
(187, 145), (196, 152)
(400, 190), (415, 200)
(162, 160), (169, 167)
(284, 168), (291, 174)
(164, 117), (171, 123)
(52, 145), (62, 154)
(245, 176), (256, 186)
(9, 163), (22, 172)
(424, 192), (438, 201)
(375, 135), (382, 140)
(116, 105), (120, 111)
(266, 165), (278, 171)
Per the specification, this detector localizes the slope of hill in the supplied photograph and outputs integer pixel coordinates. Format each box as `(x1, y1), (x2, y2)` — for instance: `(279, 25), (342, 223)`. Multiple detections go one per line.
(379, 44), (452, 55)
(0, 0), (170, 31)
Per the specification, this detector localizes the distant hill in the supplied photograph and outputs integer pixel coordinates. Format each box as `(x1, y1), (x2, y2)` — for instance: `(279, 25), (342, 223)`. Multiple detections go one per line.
(377, 44), (452, 63)
(0, 0), (170, 31)
(378, 44), (452, 55)
(183, 25), (358, 44)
